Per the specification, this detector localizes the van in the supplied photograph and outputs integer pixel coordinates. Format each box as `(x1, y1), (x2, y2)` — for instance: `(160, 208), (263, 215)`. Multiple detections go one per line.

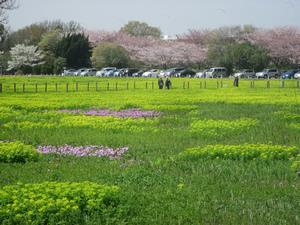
(205, 67), (227, 78)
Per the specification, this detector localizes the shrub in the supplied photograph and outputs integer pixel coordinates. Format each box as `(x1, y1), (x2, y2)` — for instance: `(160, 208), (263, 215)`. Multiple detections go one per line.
(179, 144), (299, 161)
(0, 182), (120, 225)
(0, 141), (39, 163)
(190, 118), (257, 137)
(291, 154), (300, 172)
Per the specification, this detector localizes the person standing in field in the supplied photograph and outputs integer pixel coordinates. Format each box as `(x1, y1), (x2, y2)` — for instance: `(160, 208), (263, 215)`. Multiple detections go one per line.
(165, 78), (171, 89)
(158, 78), (164, 89)
(233, 76), (239, 87)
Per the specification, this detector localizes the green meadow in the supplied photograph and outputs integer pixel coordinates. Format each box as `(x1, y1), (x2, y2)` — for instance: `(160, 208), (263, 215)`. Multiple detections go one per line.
(0, 76), (299, 225)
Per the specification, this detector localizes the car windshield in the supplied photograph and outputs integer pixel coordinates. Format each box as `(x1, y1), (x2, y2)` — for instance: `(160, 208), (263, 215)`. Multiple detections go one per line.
(207, 69), (213, 72)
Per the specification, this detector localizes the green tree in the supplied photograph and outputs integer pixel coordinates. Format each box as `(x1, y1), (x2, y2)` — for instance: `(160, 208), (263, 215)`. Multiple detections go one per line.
(91, 43), (130, 68)
(56, 33), (91, 68)
(120, 21), (161, 38)
(38, 30), (62, 53)
(53, 57), (66, 74)
(207, 42), (269, 74)
(39, 54), (55, 74)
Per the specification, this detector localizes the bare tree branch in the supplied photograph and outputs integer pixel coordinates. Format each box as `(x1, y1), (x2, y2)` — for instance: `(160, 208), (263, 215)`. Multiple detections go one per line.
(0, 0), (18, 24)
(0, 0), (18, 10)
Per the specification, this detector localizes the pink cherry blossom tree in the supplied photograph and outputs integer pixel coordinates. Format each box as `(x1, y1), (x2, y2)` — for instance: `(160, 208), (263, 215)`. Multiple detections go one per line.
(86, 30), (206, 67)
(247, 27), (300, 66)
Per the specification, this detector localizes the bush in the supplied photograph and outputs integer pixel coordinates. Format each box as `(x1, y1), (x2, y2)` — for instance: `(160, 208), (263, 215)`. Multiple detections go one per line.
(190, 118), (257, 137)
(0, 182), (120, 225)
(0, 141), (39, 163)
(291, 154), (300, 172)
(179, 144), (299, 161)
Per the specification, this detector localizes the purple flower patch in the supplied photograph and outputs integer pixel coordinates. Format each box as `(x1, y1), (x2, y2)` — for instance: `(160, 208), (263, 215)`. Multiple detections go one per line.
(37, 145), (128, 159)
(59, 108), (161, 118)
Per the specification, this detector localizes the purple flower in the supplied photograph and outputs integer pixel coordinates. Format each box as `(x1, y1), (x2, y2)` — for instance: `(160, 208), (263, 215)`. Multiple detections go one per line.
(59, 108), (161, 118)
(37, 145), (129, 159)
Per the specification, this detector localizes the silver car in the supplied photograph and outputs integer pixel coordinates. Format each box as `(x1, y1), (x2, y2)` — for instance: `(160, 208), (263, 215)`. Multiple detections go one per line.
(61, 69), (77, 76)
(234, 69), (255, 78)
(74, 68), (87, 76)
(96, 67), (117, 77)
(80, 69), (97, 76)
(256, 69), (280, 79)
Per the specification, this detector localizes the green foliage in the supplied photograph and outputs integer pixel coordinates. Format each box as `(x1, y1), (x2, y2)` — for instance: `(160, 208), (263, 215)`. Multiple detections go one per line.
(179, 144), (299, 160)
(6, 24), (48, 47)
(0, 76), (300, 224)
(56, 33), (91, 69)
(120, 21), (161, 38)
(53, 57), (66, 75)
(207, 41), (269, 74)
(39, 54), (55, 74)
(0, 141), (38, 163)
(3, 20), (83, 51)
(38, 30), (62, 53)
(0, 182), (120, 225)
(291, 154), (300, 171)
(91, 43), (130, 68)
(190, 118), (257, 137)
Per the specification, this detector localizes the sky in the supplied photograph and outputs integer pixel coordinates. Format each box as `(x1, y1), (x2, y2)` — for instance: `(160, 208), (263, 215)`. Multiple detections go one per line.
(8, 0), (300, 35)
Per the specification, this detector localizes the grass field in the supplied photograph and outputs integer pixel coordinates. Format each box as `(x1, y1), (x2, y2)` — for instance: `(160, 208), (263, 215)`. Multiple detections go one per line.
(0, 76), (299, 225)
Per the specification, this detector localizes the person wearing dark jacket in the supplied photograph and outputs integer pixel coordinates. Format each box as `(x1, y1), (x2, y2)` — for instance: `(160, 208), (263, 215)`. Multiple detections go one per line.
(233, 76), (239, 87)
(165, 78), (171, 89)
(158, 78), (164, 89)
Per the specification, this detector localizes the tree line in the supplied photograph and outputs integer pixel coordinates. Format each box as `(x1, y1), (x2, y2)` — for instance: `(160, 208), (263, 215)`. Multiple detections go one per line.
(1, 7), (300, 75)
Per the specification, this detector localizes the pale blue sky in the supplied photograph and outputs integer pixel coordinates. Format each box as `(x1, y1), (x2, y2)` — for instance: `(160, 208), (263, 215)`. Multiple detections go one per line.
(8, 0), (300, 35)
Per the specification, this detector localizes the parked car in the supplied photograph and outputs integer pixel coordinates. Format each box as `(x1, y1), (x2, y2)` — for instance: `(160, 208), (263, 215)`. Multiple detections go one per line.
(205, 67), (227, 78)
(74, 68), (87, 76)
(142, 69), (160, 78)
(96, 67), (117, 77)
(294, 71), (300, 79)
(256, 69), (280, 79)
(61, 69), (77, 76)
(195, 69), (208, 78)
(175, 69), (196, 77)
(113, 68), (126, 77)
(160, 68), (184, 77)
(234, 69), (255, 78)
(132, 70), (145, 77)
(125, 68), (139, 77)
(80, 68), (97, 76)
(281, 69), (300, 79)
(104, 68), (118, 77)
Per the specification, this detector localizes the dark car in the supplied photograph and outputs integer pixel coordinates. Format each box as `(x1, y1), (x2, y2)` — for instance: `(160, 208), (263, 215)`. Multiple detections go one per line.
(281, 69), (300, 79)
(125, 68), (140, 77)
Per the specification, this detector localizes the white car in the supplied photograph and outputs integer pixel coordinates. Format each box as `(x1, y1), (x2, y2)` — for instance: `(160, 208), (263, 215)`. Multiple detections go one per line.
(234, 69), (255, 78)
(294, 72), (300, 79)
(113, 69), (126, 77)
(61, 69), (77, 76)
(195, 70), (208, 78)
(142, 69), (160, 78)
(160, 68), (184, 77)
(74, 68), (87, 76)
(256, 69), (280, 79)
(96, 67), (117, 77)
(80, 69), (97, 76)
(205, 67), (227, 78)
